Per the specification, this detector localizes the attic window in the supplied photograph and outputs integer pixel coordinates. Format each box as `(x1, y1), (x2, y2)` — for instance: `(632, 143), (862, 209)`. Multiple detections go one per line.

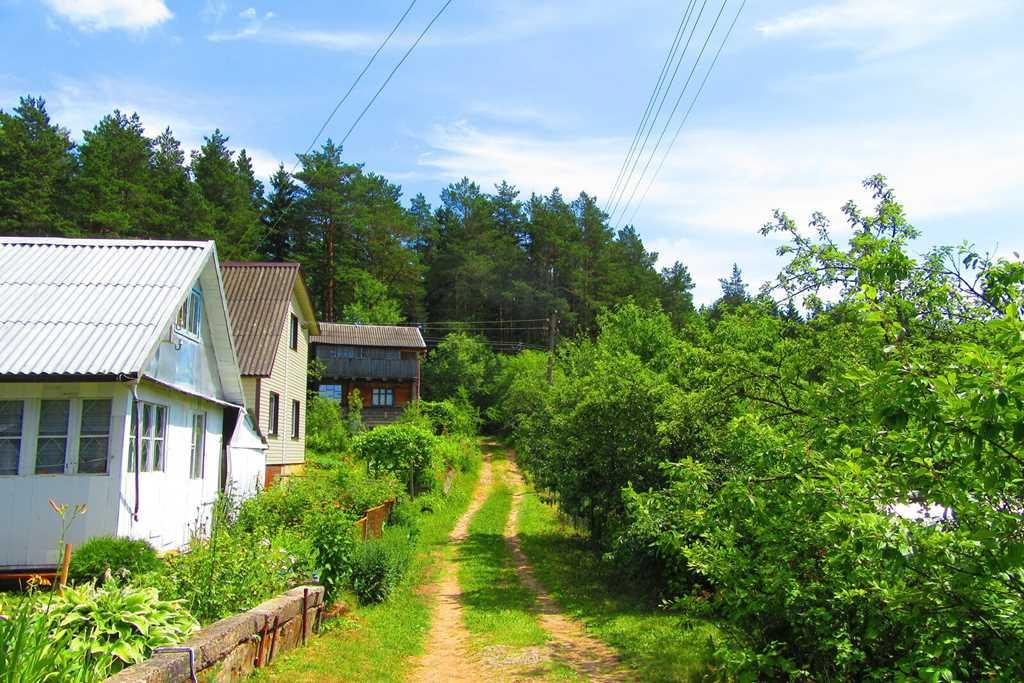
(176, 288), (203, 340)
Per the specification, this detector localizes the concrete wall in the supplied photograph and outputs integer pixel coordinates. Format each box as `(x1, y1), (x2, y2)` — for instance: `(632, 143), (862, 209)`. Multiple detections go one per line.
(0, 381), (128, 568)
(105, 586), (324, 683)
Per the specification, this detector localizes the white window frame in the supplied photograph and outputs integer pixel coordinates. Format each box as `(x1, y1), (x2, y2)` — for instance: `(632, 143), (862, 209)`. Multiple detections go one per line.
(372, 388), (394, 407)
(318, 384), (343, 401)
(289, 313), (299, 351)
(128, 401), (167, 473)
(36, 399), (70, 474)
(175, 288), (203, 340)
(291, 400), (300, 440)
(77, 399), (112, 475)
(268, 392), (280, 437)
(0, 400), (24, 477)
(189, 413), (206, 479)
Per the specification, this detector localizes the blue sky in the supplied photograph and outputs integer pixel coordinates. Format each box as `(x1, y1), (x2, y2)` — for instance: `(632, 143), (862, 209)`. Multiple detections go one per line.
(2, 0), (1022, 303)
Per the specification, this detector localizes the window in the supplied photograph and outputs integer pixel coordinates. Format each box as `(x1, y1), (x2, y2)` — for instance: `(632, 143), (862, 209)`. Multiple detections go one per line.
(289, 313), (299, 351)
(291, 400), (301, 439)
(318, 384), (343, 401)
(175, 288), (203, 339)
(36, 399), (69, 474)
(268, 392), (280, 436)
(128, 402), (166, 472)
(77, 399), (111, 474)
(371, 388), (394, 407)
(189, 414), (206, 479)
(0, 401), (23, 476)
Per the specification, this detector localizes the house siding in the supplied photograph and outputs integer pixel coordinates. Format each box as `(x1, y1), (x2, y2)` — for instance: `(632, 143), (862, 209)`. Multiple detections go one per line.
(259, 294), (308, 468)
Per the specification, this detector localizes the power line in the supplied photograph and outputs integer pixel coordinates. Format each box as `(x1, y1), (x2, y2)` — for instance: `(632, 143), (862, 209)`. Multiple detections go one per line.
(339, 0), (456, 148)
(625, 0), (746, 227)
(613, 0), (732, 227)
(606, 0), (709, 219)
(605, 0), (696, 210)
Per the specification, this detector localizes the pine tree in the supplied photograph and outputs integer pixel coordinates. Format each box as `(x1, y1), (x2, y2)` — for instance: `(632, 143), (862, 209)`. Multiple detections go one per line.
(260, 164), (300, 261)
(0, 96), (78, 235)
(191, 130), (261, 260)
(718, 263), (750, 308)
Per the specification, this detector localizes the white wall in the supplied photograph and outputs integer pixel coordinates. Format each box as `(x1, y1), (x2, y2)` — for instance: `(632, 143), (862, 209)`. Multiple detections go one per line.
(116, 381), (224, 552)
(226, 413), (266, 501)
(0, 382), (128, 568)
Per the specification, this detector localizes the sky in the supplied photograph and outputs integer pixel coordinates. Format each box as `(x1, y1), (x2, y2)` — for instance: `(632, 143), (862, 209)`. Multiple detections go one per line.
(1, 0), (1022, 304)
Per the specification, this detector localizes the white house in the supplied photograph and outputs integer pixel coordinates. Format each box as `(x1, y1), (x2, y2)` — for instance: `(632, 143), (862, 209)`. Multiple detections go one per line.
(0, 236), (263, 569)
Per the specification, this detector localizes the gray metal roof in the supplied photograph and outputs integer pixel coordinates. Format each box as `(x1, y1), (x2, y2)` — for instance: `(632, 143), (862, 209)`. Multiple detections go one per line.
(312, 323), (426, 349)
(0, 237), (212, 377)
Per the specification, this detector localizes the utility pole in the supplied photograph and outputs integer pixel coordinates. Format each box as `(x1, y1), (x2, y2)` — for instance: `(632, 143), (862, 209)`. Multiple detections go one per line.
(546, 312), (556, 384)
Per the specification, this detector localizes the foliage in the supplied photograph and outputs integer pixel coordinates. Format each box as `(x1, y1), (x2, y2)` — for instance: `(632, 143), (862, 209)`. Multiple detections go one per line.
(500, 177), (1024, 679)
(304, 395), (349, 455)
(348, 527), (414, 605)
(45, 583), (198, 673)
(0, 591), (105, 683)
(432, 434), (481, 474)
(405, 399), (479, 436)
(421, 333), (496, 406)
(352, 424), (438, 496)
(346, 388), (365, 435)
(305, 506), (358, 604)
(69, 536), (160, 586)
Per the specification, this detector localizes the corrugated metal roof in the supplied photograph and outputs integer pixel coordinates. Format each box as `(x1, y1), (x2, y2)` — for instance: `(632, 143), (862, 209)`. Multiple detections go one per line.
(312, 323), (426, 349)
(0, 237), (211, 377)
(221, 262), (300, 376)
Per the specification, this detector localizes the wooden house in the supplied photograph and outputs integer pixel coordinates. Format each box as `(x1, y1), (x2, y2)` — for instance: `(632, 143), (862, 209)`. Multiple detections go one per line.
(311, 323), (426, 427)
(0, 237), (264, 569)
(221, 262), (319, 486)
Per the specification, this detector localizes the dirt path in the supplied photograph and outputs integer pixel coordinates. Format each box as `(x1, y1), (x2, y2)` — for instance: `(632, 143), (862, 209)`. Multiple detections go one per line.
(503, 458), (633, 682)
(408, 455), (494, 683)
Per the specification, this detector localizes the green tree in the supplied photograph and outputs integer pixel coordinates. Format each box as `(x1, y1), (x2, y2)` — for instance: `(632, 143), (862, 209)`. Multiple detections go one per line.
(191, 129), (261, 260)
(0, 96), (78, 236)
(260, 164), (301, 260)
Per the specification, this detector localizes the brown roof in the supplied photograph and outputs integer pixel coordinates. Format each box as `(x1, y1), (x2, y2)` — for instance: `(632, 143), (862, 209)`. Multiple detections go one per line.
(312, 323), (426, 349)
(221, 262), (319, 376)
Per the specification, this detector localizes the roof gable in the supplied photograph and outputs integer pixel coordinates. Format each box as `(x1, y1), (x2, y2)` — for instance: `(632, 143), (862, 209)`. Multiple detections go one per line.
(312, 323), (426, 349)
(221, 262), (318, 377)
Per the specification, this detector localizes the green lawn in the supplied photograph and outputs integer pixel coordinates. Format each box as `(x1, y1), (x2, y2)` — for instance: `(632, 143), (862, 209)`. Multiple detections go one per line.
(517, 488), (727, 682)
(255, 461), (481, 683)
(457, 458), (548, 649)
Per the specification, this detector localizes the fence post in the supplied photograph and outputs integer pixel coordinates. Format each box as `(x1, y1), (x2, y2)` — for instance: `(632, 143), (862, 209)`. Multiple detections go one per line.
(57, 543), (72, 592)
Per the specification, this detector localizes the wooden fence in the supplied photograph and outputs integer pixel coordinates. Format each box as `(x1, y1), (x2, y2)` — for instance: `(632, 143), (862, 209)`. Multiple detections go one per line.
(353, 498), (395, 541)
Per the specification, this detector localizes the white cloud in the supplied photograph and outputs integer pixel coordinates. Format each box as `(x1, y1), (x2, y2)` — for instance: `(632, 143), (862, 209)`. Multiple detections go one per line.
(206, 10), (378, 51)
(757, 0), (1008, 55)
(41, 0), (172, 32)
(239, 7), (257, 20)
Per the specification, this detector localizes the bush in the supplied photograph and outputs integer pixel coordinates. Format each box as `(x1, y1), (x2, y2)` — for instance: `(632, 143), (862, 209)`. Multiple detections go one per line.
(409, 399), (479, 436)
(352, 423), (438, 496)
(306, 506), (358, 603)
(432, 434), (481, 473)
(306, 395), (349, 455)
(146, 527), (301, 623)
(421, 332), (496, 406)
(69, 536), (161, 585)
(349, 528), (413, 605)
(45, 583), (198, 674)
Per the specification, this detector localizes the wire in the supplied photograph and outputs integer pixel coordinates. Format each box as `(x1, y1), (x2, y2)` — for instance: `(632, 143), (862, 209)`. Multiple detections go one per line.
(613, 0), (732, 227)
(300, 0), (417, 164)
(606, 0), (708, 219)
(625, 0), (746, 226)
(605, 0), (696, 210)
(340, 0), (456, 147)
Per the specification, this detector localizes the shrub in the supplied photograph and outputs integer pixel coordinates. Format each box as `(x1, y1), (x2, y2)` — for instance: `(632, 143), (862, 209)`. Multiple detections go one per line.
(421, 332), (496, 406)
(306, 395), (349, 455)
(306, 506), (358, 603)
(349, 528), (413, 604)
(69, 536), (161, 586)
(147, 527), (301, 623)
(433, 434), (481, 474)
(46, 583), (198, 674)
(410, 399), (479, 436)
(352, 423), (438, 496)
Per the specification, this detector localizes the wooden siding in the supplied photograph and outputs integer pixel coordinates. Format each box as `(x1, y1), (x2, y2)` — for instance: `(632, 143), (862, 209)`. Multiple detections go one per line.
(259, 294), (309, 467)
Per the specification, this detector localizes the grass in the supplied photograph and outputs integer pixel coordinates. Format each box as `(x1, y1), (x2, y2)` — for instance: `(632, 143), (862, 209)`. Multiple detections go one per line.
(457, 457), (548, 649)
(255, 459), (481, 683)
(517, 487), (727, 682)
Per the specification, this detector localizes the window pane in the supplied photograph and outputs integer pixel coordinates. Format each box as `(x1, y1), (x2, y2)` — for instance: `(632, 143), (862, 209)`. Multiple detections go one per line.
(39, 400), (69, 435)
(154, 406), (166, 439)
(142, 403), (152, 437)
(36, 437), (66, 474)
(0, 401), (23, 437)
(0, 440), (19, 476)
(141, 438), (150, 472)
(191, 414), (205, 479)
(81, 399), (111, 434)
(152, 438), (164, 471)
(78, 437), (109, 474)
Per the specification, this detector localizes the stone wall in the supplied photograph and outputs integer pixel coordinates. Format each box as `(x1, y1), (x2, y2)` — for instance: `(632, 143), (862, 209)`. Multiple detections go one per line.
(106, 585), (324, 682)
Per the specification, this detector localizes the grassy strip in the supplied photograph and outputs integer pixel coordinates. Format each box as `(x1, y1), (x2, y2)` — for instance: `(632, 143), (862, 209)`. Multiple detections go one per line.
(256, 461), (481, 683)
(517, 489), (726, 682)
(457, 458), (548, 649)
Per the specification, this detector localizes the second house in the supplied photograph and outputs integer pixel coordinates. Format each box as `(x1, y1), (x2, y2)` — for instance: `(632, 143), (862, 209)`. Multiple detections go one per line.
(222, 262), (319, 486)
